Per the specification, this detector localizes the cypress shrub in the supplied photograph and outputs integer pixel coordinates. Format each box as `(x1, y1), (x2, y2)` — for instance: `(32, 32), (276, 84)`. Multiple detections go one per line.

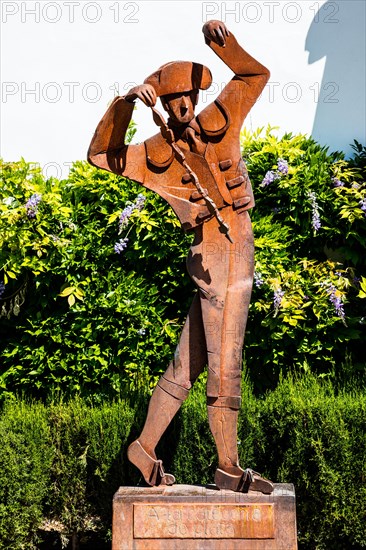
(238, 374), (366, 549)
(0, 374), (365, 549)
(45, 396), (143, 545)
(0, 401), (52, 550)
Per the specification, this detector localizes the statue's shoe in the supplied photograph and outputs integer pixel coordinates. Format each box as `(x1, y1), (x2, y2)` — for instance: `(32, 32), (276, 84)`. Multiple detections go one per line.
(127, 440), (175, 486)
(215, 467), (274, 494)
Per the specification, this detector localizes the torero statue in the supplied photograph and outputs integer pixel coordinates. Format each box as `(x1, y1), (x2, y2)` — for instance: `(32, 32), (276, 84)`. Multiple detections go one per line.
(88, 20), (273, 494)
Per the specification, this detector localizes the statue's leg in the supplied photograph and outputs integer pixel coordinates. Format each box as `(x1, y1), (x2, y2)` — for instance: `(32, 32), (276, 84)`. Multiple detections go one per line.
(201, 252), (250, 482)
(189, 211), (273, 494)
(127, 293), (207, 486)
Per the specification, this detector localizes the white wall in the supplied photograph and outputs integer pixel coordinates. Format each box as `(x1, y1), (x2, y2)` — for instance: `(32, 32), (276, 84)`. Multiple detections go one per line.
(1, 0), (365, 179)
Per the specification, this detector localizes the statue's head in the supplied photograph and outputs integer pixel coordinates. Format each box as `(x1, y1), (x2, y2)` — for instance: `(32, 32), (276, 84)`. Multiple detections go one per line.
(144, 61), (212, 125)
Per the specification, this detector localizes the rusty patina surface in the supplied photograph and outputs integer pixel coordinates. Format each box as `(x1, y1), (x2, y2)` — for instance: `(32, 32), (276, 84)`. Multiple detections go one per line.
(88, 21), (273, 493)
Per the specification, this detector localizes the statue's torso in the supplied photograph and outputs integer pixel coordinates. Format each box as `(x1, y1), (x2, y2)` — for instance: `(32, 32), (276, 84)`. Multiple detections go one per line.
(138, 116), (254, 231)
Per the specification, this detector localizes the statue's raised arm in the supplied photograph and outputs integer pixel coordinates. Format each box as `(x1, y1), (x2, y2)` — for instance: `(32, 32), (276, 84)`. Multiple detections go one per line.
(201, 19), (270, 134)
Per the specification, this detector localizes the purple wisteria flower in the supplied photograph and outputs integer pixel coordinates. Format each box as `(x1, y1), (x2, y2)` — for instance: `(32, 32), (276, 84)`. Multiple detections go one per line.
(329, 291), (345, 322)
(321, 282), (346, 324)
(135, 193), (146, 211)
(254, 272), (264, 288)
(0, 282), (5, 300)
(118, 194), (146, 230)
(114, 237), (129, 254)
(119, 204), (134, 230)
(25, 193), (42, 218)
(260, 159), (289, 187)
(359, 198), (366, 214)
(277, 158), (289, 175)
(332, 177), (344, 188)
(273, 288), (285, 310)
(260, 170), (280, 187)
(307, 191), (321, 232)
(116, 194), (146, 252)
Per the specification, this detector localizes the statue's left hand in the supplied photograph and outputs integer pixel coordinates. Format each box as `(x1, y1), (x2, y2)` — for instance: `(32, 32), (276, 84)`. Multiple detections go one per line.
(202, 20), (230, 47)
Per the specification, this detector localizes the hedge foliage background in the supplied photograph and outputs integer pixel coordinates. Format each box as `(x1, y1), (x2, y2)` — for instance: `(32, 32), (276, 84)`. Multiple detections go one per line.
(0, 373), (365, 550)
(1, 129), (366, 549)
(1, 128), (366, 398)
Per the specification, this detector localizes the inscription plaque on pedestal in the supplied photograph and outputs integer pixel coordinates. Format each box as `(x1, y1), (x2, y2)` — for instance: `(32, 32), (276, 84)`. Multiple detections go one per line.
(112, 484), (297, 550)
(134, 503), (274, 539)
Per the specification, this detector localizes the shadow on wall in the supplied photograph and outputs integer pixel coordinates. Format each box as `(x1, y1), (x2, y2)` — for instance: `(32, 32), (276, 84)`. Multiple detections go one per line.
(305, 0), (366, 156)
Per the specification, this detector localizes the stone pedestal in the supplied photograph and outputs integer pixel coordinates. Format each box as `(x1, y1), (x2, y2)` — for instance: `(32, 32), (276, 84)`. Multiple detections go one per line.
(112, 484), (297, 549)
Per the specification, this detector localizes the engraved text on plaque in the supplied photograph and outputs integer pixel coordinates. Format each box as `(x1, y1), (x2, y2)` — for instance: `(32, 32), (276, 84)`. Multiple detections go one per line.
(133, 503), (275, 539)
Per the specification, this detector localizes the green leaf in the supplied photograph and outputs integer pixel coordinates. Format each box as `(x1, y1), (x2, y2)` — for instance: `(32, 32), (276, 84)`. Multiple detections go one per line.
(59, 287), (75, 297)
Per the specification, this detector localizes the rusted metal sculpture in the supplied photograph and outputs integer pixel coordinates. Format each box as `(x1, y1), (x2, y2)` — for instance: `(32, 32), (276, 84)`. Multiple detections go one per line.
(88, 20), (273, 494)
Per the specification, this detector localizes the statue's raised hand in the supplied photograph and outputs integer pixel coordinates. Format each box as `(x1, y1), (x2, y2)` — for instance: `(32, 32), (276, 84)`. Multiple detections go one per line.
(202, 20), (230, 47)
(125, 84), (156, 107)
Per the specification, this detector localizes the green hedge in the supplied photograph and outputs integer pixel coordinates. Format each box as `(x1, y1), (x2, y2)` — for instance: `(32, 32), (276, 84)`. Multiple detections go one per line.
(0, 402), (53, 549)
(1, 131), (366, 398)
(0, 373), (365, 549)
